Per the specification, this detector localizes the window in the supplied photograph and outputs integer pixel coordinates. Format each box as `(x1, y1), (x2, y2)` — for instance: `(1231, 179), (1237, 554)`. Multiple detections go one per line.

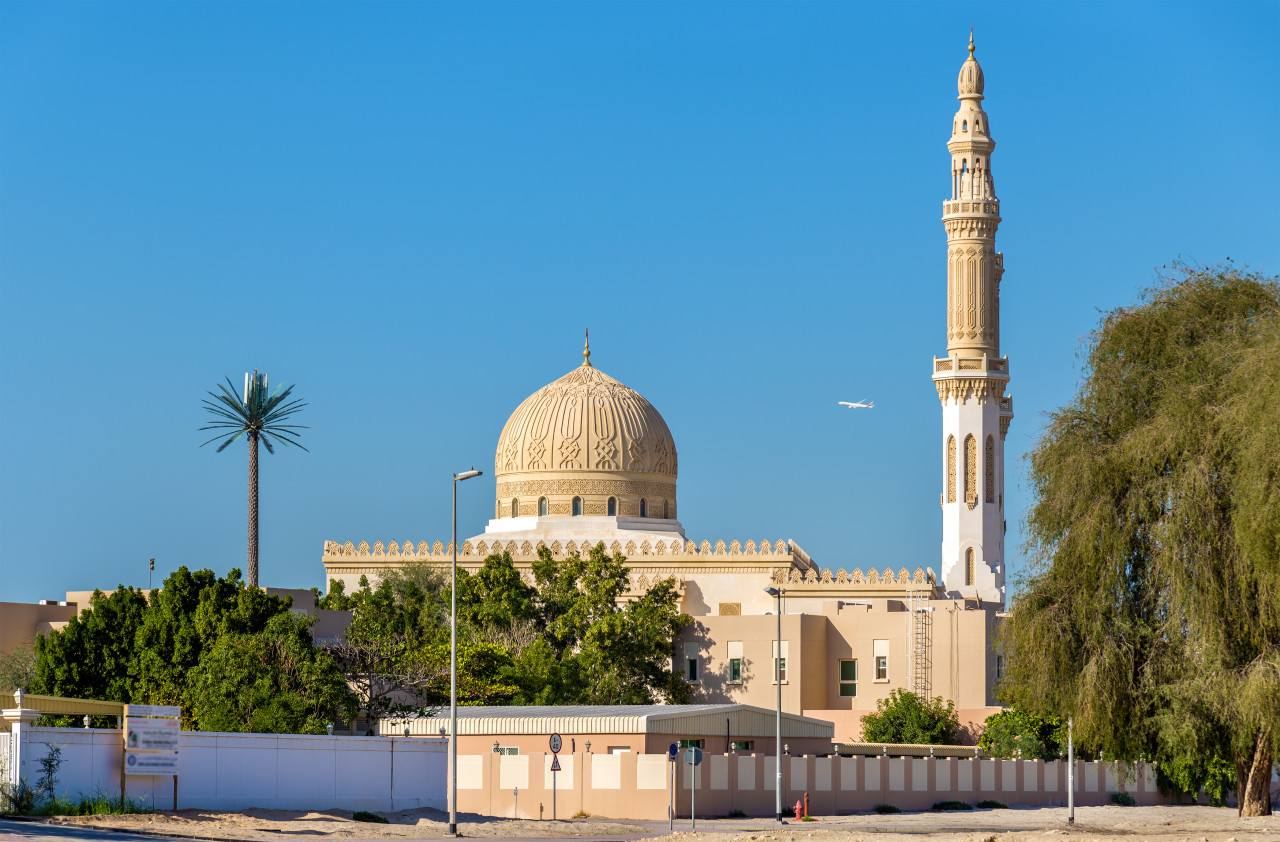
(495, 746), (519, 756)
(985, 436), (995, 503)
(729, 740), (754, 751)
(839, 659), (858, 697)
(964, 433), (977, 505)
(946, 436), (956, 503)
(538, 497), (548, 516)
(996, 654), (1004, 681)
(677, 739), (704, 749)
(962, 120), (968, 131)
(607, 496), (617, 516)
(873, 639), (889, 682)
(639, 498), (648, 518)
(729, 658), (742, 682)
(772, 640), (789, 683)
(608, 746), (631, 755)
(686, 657), (698, 682)
(510, 498), (519, 518)
(572, 496), (583, 516)
(966, 548), (975, 586)
(663, 499), (669, 519)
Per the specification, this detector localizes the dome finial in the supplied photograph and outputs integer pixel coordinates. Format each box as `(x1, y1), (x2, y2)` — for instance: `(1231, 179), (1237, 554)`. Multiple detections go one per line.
(582, 329), (592, 367)
(968, 25), (975, 59)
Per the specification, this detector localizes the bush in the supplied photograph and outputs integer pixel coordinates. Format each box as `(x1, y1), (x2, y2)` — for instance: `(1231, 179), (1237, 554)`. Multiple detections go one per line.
(978, 709), (1065, 760)
(1110, 791), (1136, 807)
(727, 809), (747, 818)
(977, 800), (1007, 809)
(932, 800), (974, 811)
(351, 810), (388, 823)
(571, 810), (590, 818)
(860, 690), (962, 745)
(873, 804), (901, 814)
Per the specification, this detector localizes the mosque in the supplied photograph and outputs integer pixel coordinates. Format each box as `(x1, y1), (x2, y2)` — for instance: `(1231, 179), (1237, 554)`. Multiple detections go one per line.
(322, 35), (1012, 740)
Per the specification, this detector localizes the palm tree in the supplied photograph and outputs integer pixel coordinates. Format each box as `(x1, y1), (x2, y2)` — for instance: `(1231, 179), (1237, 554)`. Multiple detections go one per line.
(201, 371), (308, 587)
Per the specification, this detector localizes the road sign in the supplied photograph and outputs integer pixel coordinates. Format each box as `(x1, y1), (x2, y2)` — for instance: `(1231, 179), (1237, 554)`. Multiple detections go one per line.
(126, 751), (179, 773)
(549, 754), (561, 772)
(668, 743), (678, 761)
(549, 733), (563, 753)
(126, 716), (179, 751)
(684, 747), (703, 766)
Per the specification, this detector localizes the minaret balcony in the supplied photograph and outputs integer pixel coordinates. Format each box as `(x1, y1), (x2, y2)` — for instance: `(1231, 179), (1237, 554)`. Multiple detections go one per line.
(943, 199), (999, 217)
(932, 355), (1009, 376)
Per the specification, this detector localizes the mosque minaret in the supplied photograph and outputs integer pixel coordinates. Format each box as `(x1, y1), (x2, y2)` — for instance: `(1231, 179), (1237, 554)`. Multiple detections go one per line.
(934, 32), (1014, 605)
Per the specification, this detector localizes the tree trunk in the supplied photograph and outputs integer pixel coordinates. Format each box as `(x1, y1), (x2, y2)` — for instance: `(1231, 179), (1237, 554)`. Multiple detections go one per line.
(1237, 727), (1273, 817)
(247, 430), (259, 587)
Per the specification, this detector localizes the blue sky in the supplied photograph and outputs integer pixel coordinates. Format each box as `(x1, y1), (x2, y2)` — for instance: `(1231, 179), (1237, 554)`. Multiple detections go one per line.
(1, 2), (1276, 604)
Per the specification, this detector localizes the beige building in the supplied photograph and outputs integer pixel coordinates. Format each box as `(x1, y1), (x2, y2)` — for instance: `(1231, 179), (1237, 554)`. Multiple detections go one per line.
(323, 37), (1010, 742)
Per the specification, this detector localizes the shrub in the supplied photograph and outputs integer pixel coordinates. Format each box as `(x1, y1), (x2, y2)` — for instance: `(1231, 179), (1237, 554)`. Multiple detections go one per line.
(873, 804), (901, 814)
(1110, 791), (1136, 807)
(351, 810), (388, 823)
(727, 809), (747, 818)
(860, 689), (962, 745)
(800, 815), (817, 821)
(932, 800), (974, 811)
(977, 800), (1007, 809)
(571, 810), (590, 818)
(978, 709), (1065, 760)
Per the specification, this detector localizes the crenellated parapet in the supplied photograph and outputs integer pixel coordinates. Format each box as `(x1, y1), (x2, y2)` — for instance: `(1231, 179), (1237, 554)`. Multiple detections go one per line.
(323, 536), (796, 562)
(771, 565), (938, 593)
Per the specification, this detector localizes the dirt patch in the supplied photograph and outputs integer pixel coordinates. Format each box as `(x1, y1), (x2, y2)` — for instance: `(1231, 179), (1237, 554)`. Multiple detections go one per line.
(48, 806), (649, 839)
(42, 804), (1280, 841)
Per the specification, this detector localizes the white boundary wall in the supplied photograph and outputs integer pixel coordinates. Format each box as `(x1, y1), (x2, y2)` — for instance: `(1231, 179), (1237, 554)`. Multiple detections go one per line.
(12, 727), (446, 812)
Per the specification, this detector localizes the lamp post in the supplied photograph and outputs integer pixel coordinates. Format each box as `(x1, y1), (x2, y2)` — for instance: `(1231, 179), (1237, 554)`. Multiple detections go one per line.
(449, 467), (483, 836)
(764, 586), (785, 824)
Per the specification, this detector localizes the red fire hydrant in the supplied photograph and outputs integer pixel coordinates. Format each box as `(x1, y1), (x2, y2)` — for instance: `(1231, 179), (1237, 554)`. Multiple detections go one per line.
(794, 800), (803, 820)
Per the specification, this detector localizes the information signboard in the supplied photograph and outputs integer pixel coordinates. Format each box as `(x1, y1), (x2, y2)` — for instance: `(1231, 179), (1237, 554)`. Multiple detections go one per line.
(126, 717), (179, 751)
(126, 751), (179, 773)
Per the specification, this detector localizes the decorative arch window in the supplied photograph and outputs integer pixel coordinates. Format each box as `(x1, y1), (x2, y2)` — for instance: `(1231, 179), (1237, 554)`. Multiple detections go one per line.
(572, 496), (583, 516)
(663, 499), (669, 519)
(962, 120), (968, 131)
(639, 498), (648, 518)
(965, 548), (975, 587)
(964, 434), (977, 507)
(946, 436), (957, 503)
(510, 498), (519, 518)
(538, 497), (548, 517)
(984, 436), (995, 503)
(607, 497), (617, 516)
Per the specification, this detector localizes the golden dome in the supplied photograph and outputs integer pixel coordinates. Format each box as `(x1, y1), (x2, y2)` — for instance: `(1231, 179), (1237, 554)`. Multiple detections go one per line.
(493, 355), (678, 521)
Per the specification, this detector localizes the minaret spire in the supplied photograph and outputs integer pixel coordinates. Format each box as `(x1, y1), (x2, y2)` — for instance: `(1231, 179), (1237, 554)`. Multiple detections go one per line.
(582, 329), (592, 367)
(933, 33), (1014, 605)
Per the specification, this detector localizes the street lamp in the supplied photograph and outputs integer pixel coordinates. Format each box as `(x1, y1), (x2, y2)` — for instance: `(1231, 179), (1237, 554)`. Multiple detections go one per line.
(764, 586), (786, 824)
(449, 467), (483, 836)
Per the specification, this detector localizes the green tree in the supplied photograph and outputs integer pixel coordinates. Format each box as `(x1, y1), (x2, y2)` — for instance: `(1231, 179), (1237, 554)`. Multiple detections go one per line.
(0, 643), (37, 693)
(200, 371), (308, 586)
(999, 264), (1280, 816)
(522, 543), (692, 705)
(978, 708), (1064, 760)
(132, 567), (292, 721)
(859, 689), (962, 745)
(188, 612), (356, 734)
(32, 587), (149, 709)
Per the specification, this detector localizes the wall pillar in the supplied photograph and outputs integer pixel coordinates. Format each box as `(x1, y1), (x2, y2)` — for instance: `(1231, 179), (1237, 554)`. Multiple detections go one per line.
(2, 703), (41, 790)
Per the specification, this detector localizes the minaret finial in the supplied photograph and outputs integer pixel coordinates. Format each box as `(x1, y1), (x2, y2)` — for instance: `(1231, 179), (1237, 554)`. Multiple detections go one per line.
(582, 329), (592, 367)
(968, 26), (975, 58)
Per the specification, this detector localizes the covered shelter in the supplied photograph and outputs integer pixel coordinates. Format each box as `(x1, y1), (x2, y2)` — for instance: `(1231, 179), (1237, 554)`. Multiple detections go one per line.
(383, 703), (835, 756)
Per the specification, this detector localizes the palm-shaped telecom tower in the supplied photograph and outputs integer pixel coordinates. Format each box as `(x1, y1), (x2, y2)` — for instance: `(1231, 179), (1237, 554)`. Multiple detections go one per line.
(201, 371), (308, 587)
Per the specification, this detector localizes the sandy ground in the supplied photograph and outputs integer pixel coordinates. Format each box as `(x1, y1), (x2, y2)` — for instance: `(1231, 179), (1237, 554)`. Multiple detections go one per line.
(41, 804), (1280, 841)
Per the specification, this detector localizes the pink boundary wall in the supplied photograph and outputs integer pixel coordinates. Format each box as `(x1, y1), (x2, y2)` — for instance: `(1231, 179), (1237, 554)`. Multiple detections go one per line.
(458, 752), (1189, 820)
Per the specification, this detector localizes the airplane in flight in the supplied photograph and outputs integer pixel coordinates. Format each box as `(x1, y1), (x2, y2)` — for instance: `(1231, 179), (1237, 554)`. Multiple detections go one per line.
(838, 400), (875, 409)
